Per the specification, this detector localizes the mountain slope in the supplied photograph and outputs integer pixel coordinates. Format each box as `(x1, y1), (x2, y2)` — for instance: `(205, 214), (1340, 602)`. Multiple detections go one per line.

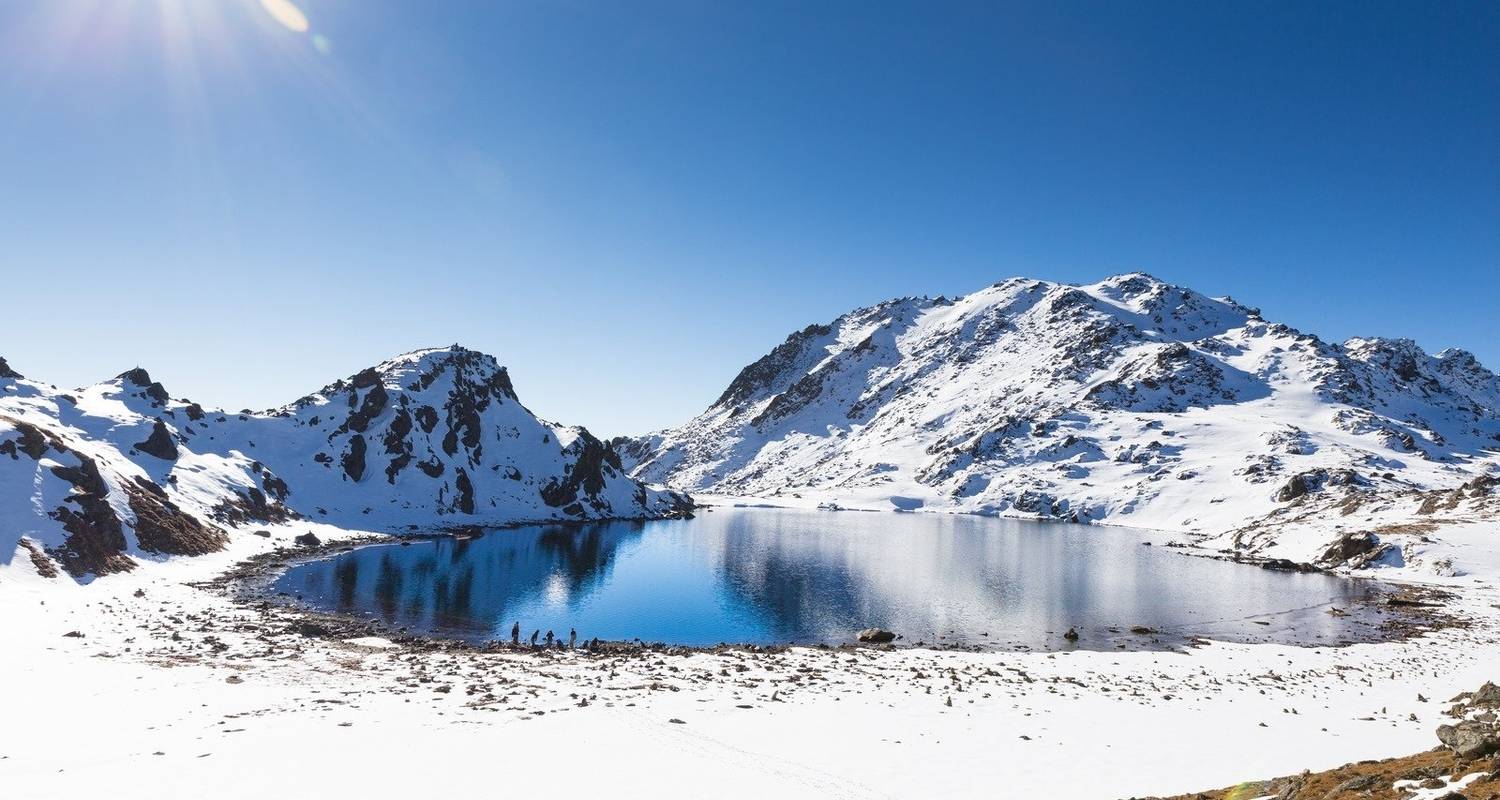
(0, 347), (690, 580)
(620, 273), (1500, 534)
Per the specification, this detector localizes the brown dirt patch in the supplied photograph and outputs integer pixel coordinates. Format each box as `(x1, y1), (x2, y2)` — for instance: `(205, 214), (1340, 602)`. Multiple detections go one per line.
(1147, 749), (1500, 799)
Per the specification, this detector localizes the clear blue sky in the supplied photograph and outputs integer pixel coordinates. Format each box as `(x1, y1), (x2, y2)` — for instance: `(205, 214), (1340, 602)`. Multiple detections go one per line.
(1, 1), (1496, 435)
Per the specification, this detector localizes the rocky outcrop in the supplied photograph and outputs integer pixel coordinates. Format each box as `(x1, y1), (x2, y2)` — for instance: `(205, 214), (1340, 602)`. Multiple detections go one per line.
(116, 367), (170, 405)
(47, 452), (135, 577)
(127, 479), (227, 556)
(1436, 682), (1500, 760)
(133, 420), (179, 460)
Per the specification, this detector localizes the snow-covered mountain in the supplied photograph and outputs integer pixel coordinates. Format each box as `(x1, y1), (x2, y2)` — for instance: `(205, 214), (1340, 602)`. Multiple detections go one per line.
(620, 273), (1500, 534)
(1, 347), (690, 580)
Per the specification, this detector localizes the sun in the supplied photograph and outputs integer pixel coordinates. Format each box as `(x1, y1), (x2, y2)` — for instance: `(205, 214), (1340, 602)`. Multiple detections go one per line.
(257, 0), (309, 33)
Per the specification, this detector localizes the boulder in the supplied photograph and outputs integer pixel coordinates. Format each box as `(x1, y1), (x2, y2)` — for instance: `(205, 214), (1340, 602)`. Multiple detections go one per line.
(1436, 720), (1498, 759)
(856, 627), (896, 644)
(1473, 681), (1500, 707)
(1317, 531), (1379, 566)
(294, 532), (322, 547)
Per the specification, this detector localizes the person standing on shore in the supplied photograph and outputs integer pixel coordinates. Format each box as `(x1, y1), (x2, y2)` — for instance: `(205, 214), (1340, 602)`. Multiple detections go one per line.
(511, 621), (520, 645)
(569, 628), (576, 649)
(530, 629), (539, 647)
(545, 630), (554, 647)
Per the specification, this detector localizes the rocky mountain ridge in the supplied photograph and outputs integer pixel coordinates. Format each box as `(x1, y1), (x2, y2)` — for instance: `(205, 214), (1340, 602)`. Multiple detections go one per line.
(620, 273), (1500, 536)
(0, 346), (690, 580)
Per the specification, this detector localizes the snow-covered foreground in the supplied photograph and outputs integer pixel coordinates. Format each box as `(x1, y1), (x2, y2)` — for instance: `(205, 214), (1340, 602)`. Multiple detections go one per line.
(3, 515), (1498, 799)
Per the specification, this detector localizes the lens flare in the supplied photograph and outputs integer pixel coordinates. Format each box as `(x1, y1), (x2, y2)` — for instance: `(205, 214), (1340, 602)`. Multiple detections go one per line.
(258, 0), (309, 33)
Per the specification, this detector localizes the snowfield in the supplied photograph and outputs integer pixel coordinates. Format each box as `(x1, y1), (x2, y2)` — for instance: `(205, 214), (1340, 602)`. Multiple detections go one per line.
(2, 273), (1499, 798)
(1, 514), (1497, 799)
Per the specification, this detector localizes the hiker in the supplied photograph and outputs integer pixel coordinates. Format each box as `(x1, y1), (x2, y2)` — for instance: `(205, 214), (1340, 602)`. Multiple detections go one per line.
(530, 629), (539, 646)
(545, 630), (554, 647)
(511, 621), (520, 645)
(569, 628), (576, 649)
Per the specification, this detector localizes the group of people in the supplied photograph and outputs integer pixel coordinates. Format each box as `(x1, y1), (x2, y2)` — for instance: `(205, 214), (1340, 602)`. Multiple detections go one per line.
(510, 621), (597, 650)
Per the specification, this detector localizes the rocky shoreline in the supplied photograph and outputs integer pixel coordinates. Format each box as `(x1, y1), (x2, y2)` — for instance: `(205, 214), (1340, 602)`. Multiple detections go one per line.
(209, 524), (1460, 660)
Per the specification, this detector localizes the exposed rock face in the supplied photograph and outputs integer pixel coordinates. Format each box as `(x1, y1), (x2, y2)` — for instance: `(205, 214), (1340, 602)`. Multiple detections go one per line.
(116, 367), (170, 405)
(134, 420), (179, 460)
(0, 357), (21, 380)
(127, 479), (228, 556)
(46, 452), (136, 577)
(621, 273), (1499, 532)
(1, 345), (691, 581)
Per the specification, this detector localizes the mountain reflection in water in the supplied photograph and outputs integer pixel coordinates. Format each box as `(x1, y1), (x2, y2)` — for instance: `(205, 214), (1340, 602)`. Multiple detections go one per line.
(273, 508), (1390, 650)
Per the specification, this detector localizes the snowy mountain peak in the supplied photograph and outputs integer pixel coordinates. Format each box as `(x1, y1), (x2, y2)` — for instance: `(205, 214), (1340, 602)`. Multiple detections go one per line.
(0, 357), (21, 380)
(623, 274), (1499, 533)
(2, 347), (691, 581)
(109, 366), (173, 407)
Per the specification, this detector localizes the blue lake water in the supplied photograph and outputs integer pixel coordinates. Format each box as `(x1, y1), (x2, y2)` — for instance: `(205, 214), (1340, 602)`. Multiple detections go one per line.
(271, 507), (1394, 650)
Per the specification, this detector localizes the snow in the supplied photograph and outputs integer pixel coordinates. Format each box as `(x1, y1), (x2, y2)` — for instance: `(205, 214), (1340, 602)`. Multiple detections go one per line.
(1, 345), (686, 580)
(2, 514), (1498, 798)
(623, 273), (1500, 560)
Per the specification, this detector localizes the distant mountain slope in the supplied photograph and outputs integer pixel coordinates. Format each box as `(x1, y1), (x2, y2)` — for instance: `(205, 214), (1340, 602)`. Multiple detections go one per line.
(619, 273), (1500, 534)
(0, 347), (690, 580)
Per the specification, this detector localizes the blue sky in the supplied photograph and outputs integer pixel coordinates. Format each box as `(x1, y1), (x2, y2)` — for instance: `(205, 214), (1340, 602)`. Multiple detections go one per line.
(1, 1), (1496, 435)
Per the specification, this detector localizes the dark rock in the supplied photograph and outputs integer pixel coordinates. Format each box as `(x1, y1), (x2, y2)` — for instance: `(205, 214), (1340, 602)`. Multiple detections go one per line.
(0, 357), (22, 379)
(539, 431), (623, 509)
(1261, 558), (1319, 573)
(454, 468), (475, 514)
(341, 435), (367, 482)
(48, 452), (136, 577)
(1063, 627), (1080, 641)
(0, 417), (54, 460)
(1276, 473), (1311, 502)
(294, 532), (321, 547)
(133, 420), (179, 460)
(116, 368), (170, 405)
(856, 627), (896, 644)
(1317, 531), (1380, 566)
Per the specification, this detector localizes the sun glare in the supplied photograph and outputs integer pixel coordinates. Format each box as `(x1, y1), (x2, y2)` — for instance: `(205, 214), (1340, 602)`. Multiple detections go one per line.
(258, 0), (309, 33)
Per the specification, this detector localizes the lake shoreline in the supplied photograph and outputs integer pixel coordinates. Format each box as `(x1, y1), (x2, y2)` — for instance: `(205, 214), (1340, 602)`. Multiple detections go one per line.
(220, 511), (1461, 658)
(5, 503), (1497, 799)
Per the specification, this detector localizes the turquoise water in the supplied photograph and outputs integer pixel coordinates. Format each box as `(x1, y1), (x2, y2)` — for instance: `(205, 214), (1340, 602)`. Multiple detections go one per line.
(272, 507), (1390, 650)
